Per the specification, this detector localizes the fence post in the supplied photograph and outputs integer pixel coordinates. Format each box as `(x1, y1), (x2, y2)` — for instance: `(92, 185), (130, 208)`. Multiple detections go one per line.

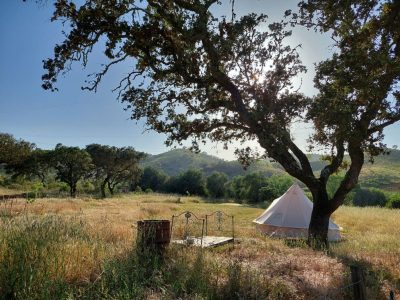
(350, 265), (366, 300)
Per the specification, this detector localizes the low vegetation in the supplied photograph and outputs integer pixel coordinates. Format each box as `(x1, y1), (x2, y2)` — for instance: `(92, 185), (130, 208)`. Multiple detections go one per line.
(0, 193), (399, 299)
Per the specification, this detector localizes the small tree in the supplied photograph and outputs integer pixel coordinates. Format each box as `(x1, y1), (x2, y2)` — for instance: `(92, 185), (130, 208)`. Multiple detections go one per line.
(52, 144), (93, 197)
(206, 172), (228, 198)
(86, 144), (145, 197)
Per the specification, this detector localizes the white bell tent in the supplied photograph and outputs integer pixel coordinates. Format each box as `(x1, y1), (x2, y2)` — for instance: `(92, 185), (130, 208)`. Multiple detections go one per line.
(253, 184), (341, 242)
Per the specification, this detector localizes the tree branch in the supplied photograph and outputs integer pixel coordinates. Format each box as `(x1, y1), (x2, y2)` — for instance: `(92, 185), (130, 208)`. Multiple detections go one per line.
(367, 114), (400, 134)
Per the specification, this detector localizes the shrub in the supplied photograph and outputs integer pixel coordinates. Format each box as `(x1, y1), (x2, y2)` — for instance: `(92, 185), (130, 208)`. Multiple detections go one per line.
(390, 198), (400, 209)
(386, 192), (400, 209)
(352, 188), (388, 207)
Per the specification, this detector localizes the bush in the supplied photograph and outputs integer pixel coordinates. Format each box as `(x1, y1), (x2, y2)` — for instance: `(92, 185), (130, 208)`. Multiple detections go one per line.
(352, 188), (388, 207)
(145, 188), (153, 193)
(386, 192), (400, 209)
(389, 198), (400, 209)
(0, 175), (6, 186)
(78, 181), (96, 194)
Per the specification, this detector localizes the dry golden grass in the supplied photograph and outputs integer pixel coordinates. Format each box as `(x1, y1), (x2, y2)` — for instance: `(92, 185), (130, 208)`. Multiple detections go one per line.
(1, 193), (399, 299)
(331, 206), (400, 295)
(0, 187), (26, 196)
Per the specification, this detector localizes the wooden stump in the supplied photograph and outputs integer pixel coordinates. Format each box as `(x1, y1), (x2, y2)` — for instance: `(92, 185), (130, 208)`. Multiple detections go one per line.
(137, 220), (171, 253)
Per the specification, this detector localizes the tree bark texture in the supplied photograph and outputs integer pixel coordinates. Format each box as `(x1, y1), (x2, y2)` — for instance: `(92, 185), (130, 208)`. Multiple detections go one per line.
(307, 185), (331, 249)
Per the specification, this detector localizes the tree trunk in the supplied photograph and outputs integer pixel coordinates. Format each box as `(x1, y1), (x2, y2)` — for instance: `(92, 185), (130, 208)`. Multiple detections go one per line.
(100, 179), (107, 198)
(107, 181), (114, 195)
(308, 207), (331, 249)
(308, 185), (331, 249)
(70, 183), (77, 198)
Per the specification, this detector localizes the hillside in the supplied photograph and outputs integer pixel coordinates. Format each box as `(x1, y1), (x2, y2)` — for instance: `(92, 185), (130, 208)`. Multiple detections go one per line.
(142, 148), (400, 191)
(142, 149), (283, 178)
(306, 149), (400, 191)
(358, 149), (400, 191)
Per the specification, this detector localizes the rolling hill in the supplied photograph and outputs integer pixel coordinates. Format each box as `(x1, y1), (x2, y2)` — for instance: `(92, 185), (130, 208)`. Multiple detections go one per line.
(142, 148), (400, 191)
(141, 149), (283, 178)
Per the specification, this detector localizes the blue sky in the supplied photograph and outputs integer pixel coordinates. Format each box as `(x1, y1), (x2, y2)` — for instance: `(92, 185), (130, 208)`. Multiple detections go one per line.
(0, 1), (399, 160)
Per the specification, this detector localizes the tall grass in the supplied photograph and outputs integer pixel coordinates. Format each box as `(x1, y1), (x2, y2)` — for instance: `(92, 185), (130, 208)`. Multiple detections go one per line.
(1, 195), (398, 299)
(0, 215), (87, 299)
(0, 211), (297, 299)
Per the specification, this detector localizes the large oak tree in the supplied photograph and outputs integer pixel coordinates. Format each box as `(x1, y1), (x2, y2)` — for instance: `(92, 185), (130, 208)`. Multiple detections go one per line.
(42, 0), (400, 246)
(86, 144), (145, 197)
(52, 144), (93, 197)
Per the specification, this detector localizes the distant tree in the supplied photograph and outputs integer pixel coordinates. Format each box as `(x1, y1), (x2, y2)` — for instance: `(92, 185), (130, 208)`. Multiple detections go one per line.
(265, 175), (293, 198)
(52, 144), (93, 197)
(258, 186), (276, 204)
(139, 166), (167, 192)
(8, 149), (53, 185)
(225, 176), (246, 202)
(225, 173), (293, 203)
(180, 169), (207, 196)
(0, 133), (35, 166)
(241, 173), (269, 203)
(42, 0), (400, 246)
(206, 172), (228, 198)
(163, 176), (180, 194)
(86, 144), (145, 197)
(164, 169), (206, 196)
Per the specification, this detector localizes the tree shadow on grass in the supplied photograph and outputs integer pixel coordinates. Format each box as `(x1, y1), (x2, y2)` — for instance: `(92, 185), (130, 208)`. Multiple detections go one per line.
(281, 238), (397, 299)
(327, 251), (398, 299)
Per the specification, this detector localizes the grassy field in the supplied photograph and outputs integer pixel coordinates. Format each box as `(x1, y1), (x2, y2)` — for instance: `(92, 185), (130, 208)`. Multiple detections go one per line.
(0, 193), (399, 299)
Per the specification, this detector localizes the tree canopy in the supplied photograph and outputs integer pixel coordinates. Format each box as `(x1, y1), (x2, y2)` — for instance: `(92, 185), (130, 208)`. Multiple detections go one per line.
(139, 166), (167, 192)
(206, 171), (228, 198)
(0, 133), (35, 166)
(86, 144), (146, 197)
(52, 144), (94, 197)
(42, 0), (400, 246)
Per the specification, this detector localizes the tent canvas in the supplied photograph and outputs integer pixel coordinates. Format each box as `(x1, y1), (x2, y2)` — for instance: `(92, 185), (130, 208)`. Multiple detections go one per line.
(253, 184), (341, 242)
